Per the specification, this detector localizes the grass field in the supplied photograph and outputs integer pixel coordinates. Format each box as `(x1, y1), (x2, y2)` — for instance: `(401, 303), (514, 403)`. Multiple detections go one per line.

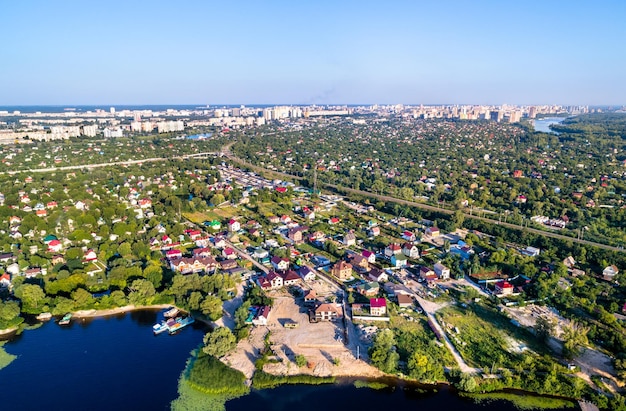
(437, 304), (546, 369)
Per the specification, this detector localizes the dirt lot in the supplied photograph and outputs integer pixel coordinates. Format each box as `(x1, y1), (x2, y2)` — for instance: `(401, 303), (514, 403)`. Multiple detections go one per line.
(505, 304), (571, 337)
(222, 282), (385, 380)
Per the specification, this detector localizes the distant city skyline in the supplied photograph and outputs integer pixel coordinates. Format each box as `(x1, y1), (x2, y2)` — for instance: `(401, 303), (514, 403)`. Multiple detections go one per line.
(1, 1), (625, 106)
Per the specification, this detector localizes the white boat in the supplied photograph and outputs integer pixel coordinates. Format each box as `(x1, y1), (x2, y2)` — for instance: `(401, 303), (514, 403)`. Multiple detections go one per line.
(163, 307), (180, 318)
(152, 321), (168, 334)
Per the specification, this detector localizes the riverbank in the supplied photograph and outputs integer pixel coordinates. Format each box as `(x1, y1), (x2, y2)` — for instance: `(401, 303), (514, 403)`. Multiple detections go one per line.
(0, 327), (18, 339)
(72, 304), (174, 319)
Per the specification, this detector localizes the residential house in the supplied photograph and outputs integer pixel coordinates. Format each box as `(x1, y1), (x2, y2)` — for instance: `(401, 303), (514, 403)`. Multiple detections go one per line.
(391, 254), (408, 268)
(222, 247), (237, 260)
(384, 243), (402, 257)
(298, 266), (316, 282)
(253, 247), (269, 260)
(603, 265), (619, 281)
(0, 273), (11, 287)
(347, 253), (369, 271)
(367, 226), (380, 237)
(280, 215), (292, 224)
(47, 240), (63, 253)
(84, 250), (98, 262)
(362, 250), (376, 264)
(425, 226), (440, 237)
(419, 266), (437, 282)
(450, 245), (474, 261)
(370, 298), (387, 316)
(268, 215), (280, 224)
(258, 271), (284, 289)
(367, 267), (389, 283)
(313, 303), (341, 322)
(280, 269), (301, 286)
(228, 219), (241, 232)
(192, 247), (212, 258)
(212, 237), (227, 249)
(357, 281), (379, 297)
(252, 306), (271, 326)
(343, 231), (356, 246)
(23, 267), (43, 278)
(397, 294), (413, 308)
(328, 217), (340, 225)
(206, 220), (221, 230)
(331, 260), (353, 280)
(271, 256), (290, 271)
(434, 263), (450, 280)
(522, 246), (541, 257)
(6, 263), (20, 276)
(563, 256), (576, 269)
(402, 231), (416, 242)
(495, 280), (514, 296)
(402, 243), (420, 259)
(0, 253), (16, 264)
(170, 256), (218, 274)
(165, 249), (183, 260)
(303, 289), (317, 306)
(51, 255), (66, 265)
(219, 259), (238, 271)
(287, 227), (304, 244)
(187, 230), (202, 241)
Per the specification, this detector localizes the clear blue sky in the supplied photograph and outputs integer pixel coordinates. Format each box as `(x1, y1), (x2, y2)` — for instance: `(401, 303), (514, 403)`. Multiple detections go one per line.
(1, 1), (624, 105)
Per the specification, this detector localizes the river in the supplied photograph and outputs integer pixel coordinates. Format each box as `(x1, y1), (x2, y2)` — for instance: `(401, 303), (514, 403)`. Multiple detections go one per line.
(1, 311), (577, 411)
(533, 117), (566, 133)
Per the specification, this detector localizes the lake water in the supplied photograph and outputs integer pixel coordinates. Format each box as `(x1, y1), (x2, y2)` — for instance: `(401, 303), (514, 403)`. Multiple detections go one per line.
(1, 311), (577, 411)
(533, 117), (566, 133)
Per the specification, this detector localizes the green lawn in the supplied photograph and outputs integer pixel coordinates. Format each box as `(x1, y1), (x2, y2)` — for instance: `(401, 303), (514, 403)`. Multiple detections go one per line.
(437, 303), (549, 369)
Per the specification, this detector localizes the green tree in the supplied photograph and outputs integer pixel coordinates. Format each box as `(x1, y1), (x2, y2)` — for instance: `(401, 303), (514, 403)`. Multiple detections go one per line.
(202, 327), (237, 358)
(563, 323), (588, 359)
(200, 295), (223, 321)
(534, 316), (555, 343)
(457, 373), (477, 392)
(295, 354), (307, 367)
(15, 284), (47, 314)
(369, 329), (399, 373)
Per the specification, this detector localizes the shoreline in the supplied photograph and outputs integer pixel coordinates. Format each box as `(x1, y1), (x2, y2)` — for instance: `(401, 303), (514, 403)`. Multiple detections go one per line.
(71, 304), (174, 319)
(0, 327), (18, 339)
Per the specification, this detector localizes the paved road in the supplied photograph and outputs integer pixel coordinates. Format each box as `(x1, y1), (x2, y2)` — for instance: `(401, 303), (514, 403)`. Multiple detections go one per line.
(222, 144), (625, 254)
(1, 151), (220, 175)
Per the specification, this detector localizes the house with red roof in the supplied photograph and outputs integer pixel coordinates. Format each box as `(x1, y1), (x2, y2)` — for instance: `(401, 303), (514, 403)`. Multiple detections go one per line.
(228, 219), (241, 232)
(328, 217), (340, 225)
(0, 273), (11, 287)
(222, 247), (237, 260)
(370, 298), (387, 316)
(494, 280), (514, 296)
(402, 231), (416, 242)
(258, 271), (284, 289)
(192, 247), (212, 258)
(362, 250), (376, 264)
(270, 256), (290, 271)
(402, 243), (420, 259)
(384, 243), (402, 257)
(47, 239), (63, 253)
(280, 270), (301, 286)
(165, 249), (183, 260)
(84, 249), (98, 262)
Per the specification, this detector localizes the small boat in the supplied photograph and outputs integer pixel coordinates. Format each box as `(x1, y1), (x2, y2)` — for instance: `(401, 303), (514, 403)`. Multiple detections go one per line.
(163, 307), (180, 318)
(58, 313), (72, 325)
(168, 316), (195, 334)
(152, 321), (168, 334)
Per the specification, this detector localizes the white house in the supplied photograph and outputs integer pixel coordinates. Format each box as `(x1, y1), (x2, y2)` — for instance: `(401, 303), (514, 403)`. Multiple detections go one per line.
(402, 243), (420, 259)
(434, 262), (450, 280)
